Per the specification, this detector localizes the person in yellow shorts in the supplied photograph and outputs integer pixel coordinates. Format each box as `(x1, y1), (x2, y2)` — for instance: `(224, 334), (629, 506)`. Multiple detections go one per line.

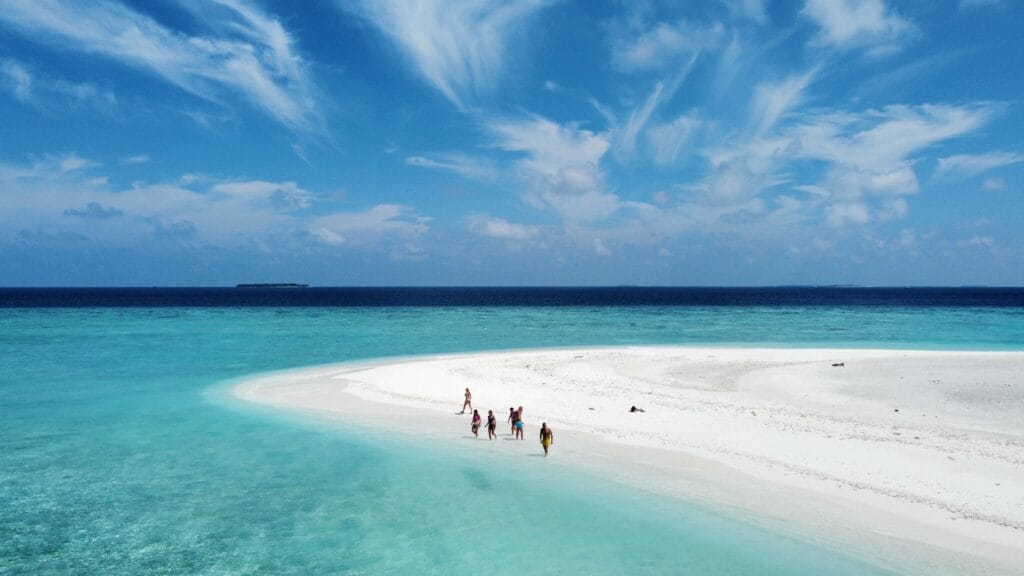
(539, 422), (554, 456)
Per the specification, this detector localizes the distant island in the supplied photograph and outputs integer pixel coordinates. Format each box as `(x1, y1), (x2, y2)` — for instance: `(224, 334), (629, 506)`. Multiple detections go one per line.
(235, 283), (310, 288)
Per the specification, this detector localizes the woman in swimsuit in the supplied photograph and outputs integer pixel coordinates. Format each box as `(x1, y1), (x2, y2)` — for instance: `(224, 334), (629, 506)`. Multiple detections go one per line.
(486, 410), (497, 440)
(471, 409), (481, 437)
(461, 388), (472, 414)
(508, 407), (517, 435)
(539, 423), (553, 456)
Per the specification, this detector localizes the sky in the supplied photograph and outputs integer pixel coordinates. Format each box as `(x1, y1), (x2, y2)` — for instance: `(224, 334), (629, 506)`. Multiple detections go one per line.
(0, 0), (1021, 286)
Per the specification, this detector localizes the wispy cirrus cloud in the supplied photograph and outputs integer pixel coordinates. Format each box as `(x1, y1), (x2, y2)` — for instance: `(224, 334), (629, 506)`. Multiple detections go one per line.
(0, 0), (318, 130)
(647, 114), (700, 166)
(489, 116), (618, 222)
(0, 59), (32, 102)
(0, 58), (117, 112)
(610, 20), (725, 73)
(615, 57), (698, 159)
(802, 0), (912, 55)
(350, 0), (550, 108)
(749, 68), (817, 135)
(935, 151), (1024, 177)
(405, 154), (497, 180)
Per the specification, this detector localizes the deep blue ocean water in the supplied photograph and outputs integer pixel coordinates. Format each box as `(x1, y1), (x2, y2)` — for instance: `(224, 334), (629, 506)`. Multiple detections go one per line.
(3, 288), (1023, 574)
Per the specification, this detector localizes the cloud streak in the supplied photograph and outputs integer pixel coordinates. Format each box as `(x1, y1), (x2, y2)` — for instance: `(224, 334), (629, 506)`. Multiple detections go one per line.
(351, 0), (549, 108)
(935, 151), (1024, 177)
(0, 0), (318, 130)
(405, 154), (497, 180)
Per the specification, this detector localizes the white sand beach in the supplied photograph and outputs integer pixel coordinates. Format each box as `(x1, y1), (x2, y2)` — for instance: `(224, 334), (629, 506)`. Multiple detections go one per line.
(234, 347), (1024, 574)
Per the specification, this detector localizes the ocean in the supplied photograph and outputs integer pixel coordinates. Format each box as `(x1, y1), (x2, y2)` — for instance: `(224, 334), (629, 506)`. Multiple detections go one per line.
(3, 288), (1023, 574)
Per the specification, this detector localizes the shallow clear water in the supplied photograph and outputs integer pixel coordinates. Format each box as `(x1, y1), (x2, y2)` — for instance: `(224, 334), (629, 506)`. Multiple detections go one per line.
(3, 305), (1022, 574)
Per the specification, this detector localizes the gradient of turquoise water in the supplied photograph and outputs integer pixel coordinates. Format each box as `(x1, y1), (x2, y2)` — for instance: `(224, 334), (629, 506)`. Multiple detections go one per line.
(3, 305), (1023, 574)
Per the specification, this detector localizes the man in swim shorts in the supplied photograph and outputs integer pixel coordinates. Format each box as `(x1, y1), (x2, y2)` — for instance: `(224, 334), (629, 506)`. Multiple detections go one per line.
(508, 407), (517, 435)
(514, 407), (524, 440)
(539, 423), (553, 456)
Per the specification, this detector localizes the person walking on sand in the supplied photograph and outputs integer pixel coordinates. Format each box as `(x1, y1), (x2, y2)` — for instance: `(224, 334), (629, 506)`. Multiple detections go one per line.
(471, 409), (481, 438)
(539, 423), (554, 456)
(508, 407), (517, 435)
(460, 388), (472, 414)
(487, 410), (497, 440)
(514, 407), (525, 440)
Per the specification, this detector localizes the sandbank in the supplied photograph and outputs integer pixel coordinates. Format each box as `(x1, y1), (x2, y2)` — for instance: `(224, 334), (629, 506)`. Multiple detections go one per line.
(233, 347), (1024, 574)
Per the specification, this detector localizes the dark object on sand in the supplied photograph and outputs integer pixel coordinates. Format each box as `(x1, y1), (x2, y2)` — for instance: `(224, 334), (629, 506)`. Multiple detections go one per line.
(630, 405), (645, 413)
(832, 362), (845, 367)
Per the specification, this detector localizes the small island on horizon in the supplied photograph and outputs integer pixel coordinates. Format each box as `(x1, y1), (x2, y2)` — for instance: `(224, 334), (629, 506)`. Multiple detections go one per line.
(235, 283), (310, 289)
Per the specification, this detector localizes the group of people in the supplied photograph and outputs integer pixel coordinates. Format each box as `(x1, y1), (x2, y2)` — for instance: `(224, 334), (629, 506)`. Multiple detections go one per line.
(461, 388), (555, 456)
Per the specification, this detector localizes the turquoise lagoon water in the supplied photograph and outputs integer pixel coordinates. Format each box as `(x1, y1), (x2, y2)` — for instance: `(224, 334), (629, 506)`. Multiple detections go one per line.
(3, 305), (1023, 574)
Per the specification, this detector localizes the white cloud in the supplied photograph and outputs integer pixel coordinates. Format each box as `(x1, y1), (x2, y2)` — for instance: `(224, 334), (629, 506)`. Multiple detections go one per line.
(619, 82), (669, 157)
(825, 202), (870, 227)
(0, 156), (432, 255)
(647, 115), (699, 166)
(796, 105), (992, 172)
(689, 160), (781, 206)
(212, 180), (313, 211)
(0, 0), (317, 130)
(468, 216), (540, 241)
(121, 155), (150, 165)
(0, 58), (32, 102)
(57, 154), (90, 173)
(680, 101), (993, 232)
(351, 0), (548, 108)
(749, 69), (817, 135)
(935, 151), (1024, 177)
(405, 154), (497, 180)
(611, 21), (725, 73)
(802, 0), (912, 54)
(0, 57), (117, 112)
(958, 235), (994, 248)
(894, 228), (917, 252)
(615, 59), (696, 160)
(776, 104), (993, 224)
(313, 227), (346, 246)
(593, 238), (612, 256)
(490, 116), (619, 222)
(982, 177), (1006, 191)
(725, 0), (768, 23)
(311, 205), (430, 249)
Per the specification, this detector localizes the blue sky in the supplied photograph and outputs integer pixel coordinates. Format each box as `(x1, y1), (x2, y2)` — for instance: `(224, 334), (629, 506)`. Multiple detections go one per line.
(1, 0), (1021, 286)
